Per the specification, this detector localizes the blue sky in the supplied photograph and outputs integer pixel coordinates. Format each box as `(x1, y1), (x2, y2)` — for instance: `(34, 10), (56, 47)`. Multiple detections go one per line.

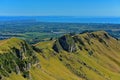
(0, 0), (120, 17)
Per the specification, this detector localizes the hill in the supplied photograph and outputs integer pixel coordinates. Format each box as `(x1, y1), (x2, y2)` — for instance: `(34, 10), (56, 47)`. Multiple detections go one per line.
(1, 31), (120, 80)
(0, 37), (40, 80)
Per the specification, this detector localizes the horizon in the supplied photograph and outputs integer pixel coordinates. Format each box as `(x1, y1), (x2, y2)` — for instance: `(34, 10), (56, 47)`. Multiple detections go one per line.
(0, 16), (120, 24)
(1, 15), (120, 18)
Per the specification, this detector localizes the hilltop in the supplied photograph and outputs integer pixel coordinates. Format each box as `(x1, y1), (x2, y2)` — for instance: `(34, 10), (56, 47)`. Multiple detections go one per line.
(1, 31), (120, 80)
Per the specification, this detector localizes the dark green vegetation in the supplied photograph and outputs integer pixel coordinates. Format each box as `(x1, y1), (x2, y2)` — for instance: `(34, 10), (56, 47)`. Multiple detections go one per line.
(0, 38), (40, 80)
(1, 31), (120, 80)
(0, 21), (120, 44)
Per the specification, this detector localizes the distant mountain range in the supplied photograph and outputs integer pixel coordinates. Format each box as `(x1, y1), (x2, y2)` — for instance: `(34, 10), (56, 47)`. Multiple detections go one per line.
(0, 16), (120, 23)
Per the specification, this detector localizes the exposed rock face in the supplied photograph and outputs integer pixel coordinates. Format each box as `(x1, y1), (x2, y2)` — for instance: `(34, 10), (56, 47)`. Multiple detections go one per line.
(53, 40), (63, 52)
(53, 31), (111, 53)
(15, 64), (20, 74)
(53, 34), (77, 53)
(0, 38), (40, 79)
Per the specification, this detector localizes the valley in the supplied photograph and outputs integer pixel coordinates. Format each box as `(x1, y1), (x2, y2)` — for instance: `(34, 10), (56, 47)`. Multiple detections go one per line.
(0, 21), (120, 44)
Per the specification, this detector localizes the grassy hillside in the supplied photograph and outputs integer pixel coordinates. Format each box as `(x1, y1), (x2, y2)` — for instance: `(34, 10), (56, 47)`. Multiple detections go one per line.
(51, 31), (120, 80)
(1, 31), (120, 80)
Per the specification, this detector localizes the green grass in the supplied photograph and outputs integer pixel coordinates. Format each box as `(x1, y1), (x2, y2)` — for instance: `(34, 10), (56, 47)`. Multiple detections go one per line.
(1, 31), (120, 80)
(45, 31), (120, 80)
(6, 73), (27, 80)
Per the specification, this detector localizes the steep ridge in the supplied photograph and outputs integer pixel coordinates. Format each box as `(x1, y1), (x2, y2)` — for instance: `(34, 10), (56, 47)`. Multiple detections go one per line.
(0, 38), (81, 80)
(1, 31), (120, 80)
(0, 38), (40, 80)
(52, 31), (120, 80)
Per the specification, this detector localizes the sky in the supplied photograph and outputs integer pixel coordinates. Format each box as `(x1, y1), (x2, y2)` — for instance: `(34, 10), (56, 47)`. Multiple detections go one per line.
(0, 0), (120, 17)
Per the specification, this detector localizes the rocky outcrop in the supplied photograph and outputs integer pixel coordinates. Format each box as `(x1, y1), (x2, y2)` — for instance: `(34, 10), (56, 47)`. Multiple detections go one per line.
(53, 31), (112, 53)
(53, 34), (77, 53)
(0, 38), (40, 79)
